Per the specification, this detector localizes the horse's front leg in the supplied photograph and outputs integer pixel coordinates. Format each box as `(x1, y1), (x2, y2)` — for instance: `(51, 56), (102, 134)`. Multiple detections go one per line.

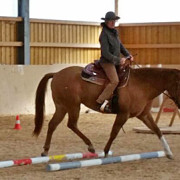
(138, 112), (173, 159)
(104, 113), (129, 156)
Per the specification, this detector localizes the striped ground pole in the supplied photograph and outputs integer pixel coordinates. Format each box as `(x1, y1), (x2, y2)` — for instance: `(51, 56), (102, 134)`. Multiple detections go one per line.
(0, 151), (112, 168)
(47, 151), (165, 171)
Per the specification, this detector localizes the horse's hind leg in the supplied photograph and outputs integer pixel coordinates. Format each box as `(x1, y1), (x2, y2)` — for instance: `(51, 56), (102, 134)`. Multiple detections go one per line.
(41, 104), (67, 156)
(137, 112), (173, 159)
(67, 106), (95, 153)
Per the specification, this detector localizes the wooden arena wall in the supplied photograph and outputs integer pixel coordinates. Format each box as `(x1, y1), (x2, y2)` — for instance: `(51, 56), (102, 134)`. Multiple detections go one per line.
(0, 17), (180, 65)
(0, 17), (22, 64)
(119, 22), (180, 64)
(30, 19), (101, 64)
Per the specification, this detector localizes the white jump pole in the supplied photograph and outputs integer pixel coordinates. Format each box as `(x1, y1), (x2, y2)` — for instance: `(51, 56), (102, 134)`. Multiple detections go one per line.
(47, 151), (165, 171)
(0, 151), (112, 169)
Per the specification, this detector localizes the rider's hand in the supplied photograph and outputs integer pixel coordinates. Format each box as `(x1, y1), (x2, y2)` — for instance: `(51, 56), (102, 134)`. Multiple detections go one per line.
(126, 55), (134, 62)
(120, 57), (126, 65)
(129, 55), (134, 62)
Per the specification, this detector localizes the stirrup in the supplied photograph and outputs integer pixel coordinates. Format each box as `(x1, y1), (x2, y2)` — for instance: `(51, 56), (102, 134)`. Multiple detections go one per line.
(100, 100), (109, 112)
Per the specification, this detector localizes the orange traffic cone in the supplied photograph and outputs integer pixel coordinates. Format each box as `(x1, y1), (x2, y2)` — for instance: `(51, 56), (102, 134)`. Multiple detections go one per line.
(14, 115), (21, 130)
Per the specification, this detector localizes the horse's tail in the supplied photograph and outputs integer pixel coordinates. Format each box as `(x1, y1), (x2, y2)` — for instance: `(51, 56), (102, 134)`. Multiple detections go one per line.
(33, 73), (55, 137)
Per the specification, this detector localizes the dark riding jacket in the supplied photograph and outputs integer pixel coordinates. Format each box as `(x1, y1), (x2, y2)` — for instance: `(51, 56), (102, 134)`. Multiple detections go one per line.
(99, 23), (130, 65)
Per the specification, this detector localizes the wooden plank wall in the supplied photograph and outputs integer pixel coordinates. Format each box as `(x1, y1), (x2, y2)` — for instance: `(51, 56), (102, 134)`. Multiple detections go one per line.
(0, 17), (180, 65)
(30, 19), (101, 64)
(0, 17), (22, 64)
(119, 22), (180, 64)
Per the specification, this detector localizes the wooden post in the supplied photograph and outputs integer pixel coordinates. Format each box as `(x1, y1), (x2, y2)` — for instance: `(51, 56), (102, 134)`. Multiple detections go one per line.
(155, 95), (180, 126)
(169, 107), (180, 126)
(115, 0), (119, 16)
(17, 0), (30, 64)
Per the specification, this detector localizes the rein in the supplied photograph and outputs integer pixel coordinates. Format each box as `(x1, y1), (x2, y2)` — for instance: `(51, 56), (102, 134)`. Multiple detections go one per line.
(162, 92), (174, 103)
(163, 92), (171, 99)
(132, 60), (141, 68)
(126, 54), (141, 68)
(163, 91), (179, 108)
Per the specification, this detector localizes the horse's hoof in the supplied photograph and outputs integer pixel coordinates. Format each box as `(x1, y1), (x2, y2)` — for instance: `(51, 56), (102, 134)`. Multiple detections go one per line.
(166, 154), (174, 160)
(41, 152), (48, 157)
(88, 146), (95, 153)
(104, 151), (109, 157)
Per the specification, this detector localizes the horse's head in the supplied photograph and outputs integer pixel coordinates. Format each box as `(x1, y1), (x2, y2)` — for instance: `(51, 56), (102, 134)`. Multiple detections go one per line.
(167, 70), (180, 109)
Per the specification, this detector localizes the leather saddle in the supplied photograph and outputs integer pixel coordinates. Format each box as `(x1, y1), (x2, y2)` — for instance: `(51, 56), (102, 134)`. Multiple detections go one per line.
(81, 60), (130, 87)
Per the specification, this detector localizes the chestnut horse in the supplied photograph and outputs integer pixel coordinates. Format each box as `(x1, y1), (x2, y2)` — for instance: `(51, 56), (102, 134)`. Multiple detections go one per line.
(33, 66), (180, 159)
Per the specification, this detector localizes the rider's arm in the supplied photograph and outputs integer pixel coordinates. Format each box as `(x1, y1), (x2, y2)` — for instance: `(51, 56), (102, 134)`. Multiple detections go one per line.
(120, 41), (134, 61)
(120, 41), (130, 57)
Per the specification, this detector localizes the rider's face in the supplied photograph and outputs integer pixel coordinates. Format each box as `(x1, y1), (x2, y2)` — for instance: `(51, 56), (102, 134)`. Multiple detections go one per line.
(106, 20), (116, 29)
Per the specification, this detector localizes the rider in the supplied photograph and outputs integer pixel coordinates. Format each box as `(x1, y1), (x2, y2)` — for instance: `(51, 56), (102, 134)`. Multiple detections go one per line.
(96, 11), (134, 112)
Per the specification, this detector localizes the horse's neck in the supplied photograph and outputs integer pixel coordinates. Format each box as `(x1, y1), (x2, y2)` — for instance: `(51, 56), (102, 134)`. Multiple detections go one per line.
(131, 68), (176, 98)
